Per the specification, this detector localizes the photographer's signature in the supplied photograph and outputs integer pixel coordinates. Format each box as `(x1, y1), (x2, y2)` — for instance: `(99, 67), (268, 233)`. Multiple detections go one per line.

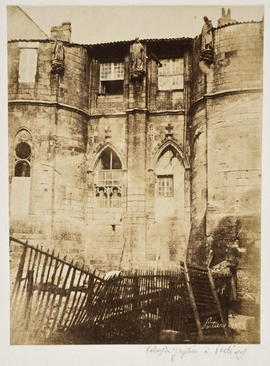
(201, 316), (226, 329)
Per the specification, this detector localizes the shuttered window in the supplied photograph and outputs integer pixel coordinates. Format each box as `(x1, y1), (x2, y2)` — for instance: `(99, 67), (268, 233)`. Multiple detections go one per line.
(158, 58), (184, 90)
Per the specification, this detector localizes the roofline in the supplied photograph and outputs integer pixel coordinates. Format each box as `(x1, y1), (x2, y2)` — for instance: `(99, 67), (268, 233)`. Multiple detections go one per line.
(89, 37), (192, 47)
(214, 19), (263, 30)
(16, 6), (49, 39)
(8, 37), (192, 49)
(7, 19), (263, 47)
(8, 39), (88, 49)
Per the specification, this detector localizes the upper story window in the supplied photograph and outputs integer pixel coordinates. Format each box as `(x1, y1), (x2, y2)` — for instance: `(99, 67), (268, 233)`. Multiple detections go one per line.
(97, 147), (122, 170)
(158, 58), (184, 91)
(18, 42), (39, 83)
(99, 62), (124, 95)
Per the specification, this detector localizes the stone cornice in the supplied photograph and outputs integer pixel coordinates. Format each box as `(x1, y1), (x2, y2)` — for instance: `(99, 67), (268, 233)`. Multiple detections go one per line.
(126, 108), (148, 114)
(89, 112), (126, 119)
(9, 100), (186, 120)
(190, 87), (263, 112)
(8, 99), (90, 119)
(148, 109), (185, 116)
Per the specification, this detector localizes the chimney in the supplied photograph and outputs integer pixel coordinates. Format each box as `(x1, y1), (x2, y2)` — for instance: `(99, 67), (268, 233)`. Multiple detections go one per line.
(50, 22), (71, 42)
(217, 8), (238, 27)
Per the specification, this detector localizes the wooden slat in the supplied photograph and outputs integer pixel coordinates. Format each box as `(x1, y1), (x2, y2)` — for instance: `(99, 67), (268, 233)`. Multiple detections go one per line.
(11, 244), (27, 308)
(15, 246), (34, 330)
(49, 260), (73, 333)
(37, 253), (60, 333)
(68, 270), (88, 328)
(63, 263), (84, 328)
(58, 265), (77, 329)
(207, 268), (229, 339)
(183, 262), (204, 342)
(33, 249), (55, 333)
(73, 273), (95, 327)
(43, 255), (66, 335)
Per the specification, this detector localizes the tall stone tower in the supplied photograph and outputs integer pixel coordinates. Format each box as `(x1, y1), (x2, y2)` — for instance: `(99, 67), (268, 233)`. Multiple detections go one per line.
(9, 24), (90, 261)
(188, 12), (263, 270)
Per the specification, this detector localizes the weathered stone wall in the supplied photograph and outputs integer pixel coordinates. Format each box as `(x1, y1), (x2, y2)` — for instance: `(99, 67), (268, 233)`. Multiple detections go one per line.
(9, 104), (55, 245)
(189, 21), (263, 265)
(213, 22), (263, 93)
(9, 41), (89, 262)
(190, 36), (206, 105)
(8, 22), (262, 271)
(155, 90), (184, 110)
(86, 115), (127, 270)
(57, 45), (89, 110)
(8, 37), (192, 270)
(145, 112), (190, 269)
(207, 22), (262, 258)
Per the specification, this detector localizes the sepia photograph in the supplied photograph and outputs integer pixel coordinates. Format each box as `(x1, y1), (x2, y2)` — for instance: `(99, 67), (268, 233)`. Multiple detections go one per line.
(4, 0), (266, 352)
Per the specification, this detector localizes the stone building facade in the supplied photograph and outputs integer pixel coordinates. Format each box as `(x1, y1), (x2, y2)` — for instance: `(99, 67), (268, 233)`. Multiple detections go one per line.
(8, 9), (263, 271)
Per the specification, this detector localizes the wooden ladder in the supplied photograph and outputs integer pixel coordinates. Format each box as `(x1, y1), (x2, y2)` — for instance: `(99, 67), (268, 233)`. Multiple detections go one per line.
(182, 261), (229, 341)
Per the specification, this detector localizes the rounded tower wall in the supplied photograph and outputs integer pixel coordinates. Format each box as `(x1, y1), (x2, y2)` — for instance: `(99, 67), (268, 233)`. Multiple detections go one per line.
(213, 22), (263, 93)
(189, 21), (263, 265)
(8, 40), (89, 262)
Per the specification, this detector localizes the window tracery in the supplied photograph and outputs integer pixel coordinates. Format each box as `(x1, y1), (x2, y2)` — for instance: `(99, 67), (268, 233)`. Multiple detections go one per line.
(95, 147), (123, 208)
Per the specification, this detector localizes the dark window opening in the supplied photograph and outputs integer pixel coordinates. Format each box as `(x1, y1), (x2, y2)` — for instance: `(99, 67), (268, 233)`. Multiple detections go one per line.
(225, 50), (237, 59)
(99, 148), (122, 170)
(15, 142), (31, 159)
(15, 161), (30, 177)
(96, 187), (121, 208)
(100, 80), (124, 95)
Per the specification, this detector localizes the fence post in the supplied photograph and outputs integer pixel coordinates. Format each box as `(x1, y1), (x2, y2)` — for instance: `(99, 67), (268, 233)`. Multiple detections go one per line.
(207, 268), (229, 338)
(24, 269), (34, 343)
(183, 262), (204, 342)
(133, 275), (140, 342)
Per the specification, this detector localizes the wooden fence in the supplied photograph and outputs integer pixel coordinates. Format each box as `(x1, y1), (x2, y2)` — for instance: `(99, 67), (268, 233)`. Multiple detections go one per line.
(10, 237), (232, 344)
(10, 237), (104, 344)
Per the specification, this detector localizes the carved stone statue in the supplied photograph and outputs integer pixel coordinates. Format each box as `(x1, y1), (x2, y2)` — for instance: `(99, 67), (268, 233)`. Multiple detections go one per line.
(199, 16), (214, 68)
(130, 38), (146, 80)
(201, 16), (213, 50)
(51, 40), (65, 74)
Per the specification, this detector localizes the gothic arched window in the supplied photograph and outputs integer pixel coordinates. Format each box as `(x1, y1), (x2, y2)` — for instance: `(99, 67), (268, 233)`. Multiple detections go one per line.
(14, 130), (32, 177)
(10, 129), (32, 218)
(97, 148), (122, 170)
(95, 147), (123, 208)
(15, 160), (31, 177)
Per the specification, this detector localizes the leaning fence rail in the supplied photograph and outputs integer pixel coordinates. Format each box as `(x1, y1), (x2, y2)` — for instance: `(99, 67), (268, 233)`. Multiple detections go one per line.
(10, 237), (232, 344)
(10, 237), (104, 344)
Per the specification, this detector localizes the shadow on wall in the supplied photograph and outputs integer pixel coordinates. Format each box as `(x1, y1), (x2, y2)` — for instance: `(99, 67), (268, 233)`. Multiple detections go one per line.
(210, 216), (243, 266)
(186, 212), (206, 267)
(187, 215), (255, 268)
